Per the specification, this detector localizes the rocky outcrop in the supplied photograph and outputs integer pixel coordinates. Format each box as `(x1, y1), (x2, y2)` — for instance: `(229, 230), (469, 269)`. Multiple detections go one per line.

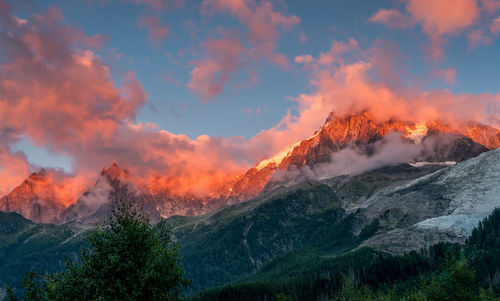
(0, 170), (69, 223)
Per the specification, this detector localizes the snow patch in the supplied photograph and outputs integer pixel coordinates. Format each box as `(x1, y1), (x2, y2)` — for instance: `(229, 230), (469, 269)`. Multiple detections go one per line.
(255, 141), (301, 171)
(409, 161), (456, 167)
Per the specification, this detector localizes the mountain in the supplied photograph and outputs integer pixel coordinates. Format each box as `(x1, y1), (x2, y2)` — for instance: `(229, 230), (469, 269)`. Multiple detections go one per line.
(1, 111), (498, 225)
(0, 170), (70, 224)
(59, 163), (223, 225)
(226, 111), (495, 202)
(458, 121), (500, 149)
(361, 148), (500, 254)
(172, 148), (500, 293)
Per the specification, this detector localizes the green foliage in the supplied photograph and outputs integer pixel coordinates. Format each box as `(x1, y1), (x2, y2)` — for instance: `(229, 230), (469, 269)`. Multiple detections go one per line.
(423, 256), (478, 301)
(330, 257), (500, 301)
(466, 209), (500, 290)
(275, 292), (294, 301)
(9, 200), (190, 301)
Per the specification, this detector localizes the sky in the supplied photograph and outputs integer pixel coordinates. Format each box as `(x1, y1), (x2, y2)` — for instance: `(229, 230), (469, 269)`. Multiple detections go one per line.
(1, 0), (500, 198)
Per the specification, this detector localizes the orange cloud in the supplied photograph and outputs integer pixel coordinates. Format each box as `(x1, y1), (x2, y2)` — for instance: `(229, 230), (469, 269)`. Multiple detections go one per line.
(407, 0), (479, 36)
(0, 2), (250, 200)
(370, 0), (480, 60)
(292, 39), (499, 127)
(188, 0), (299, 101)
(1, 1), (499, 207)
(408, 0), (479, 59)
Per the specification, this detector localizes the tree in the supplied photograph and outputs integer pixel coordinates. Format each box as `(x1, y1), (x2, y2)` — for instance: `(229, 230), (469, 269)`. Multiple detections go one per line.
(423, 256), (479, 301)
(9, 199), (190, 301)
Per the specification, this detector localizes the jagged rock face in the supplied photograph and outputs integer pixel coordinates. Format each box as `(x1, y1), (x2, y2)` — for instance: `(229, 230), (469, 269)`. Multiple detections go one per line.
(1, 111), (498, 224)
(457, 122), (500, 149)
(60, 163), (222, 225)
(0, 171), (68, 224)
(279, 112), (492, 169)
(228, 112), (495, 201)
(418, 130), (489, 162)
(225, 165), (277, 204)
(281, 112), (410, 167)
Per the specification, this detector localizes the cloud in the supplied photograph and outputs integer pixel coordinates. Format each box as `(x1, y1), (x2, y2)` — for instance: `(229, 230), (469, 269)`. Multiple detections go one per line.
(295, 38), (359, 67)
(370, 0), (480, 60)
(407, 0), (479, 36)
(139, 16), (170, 43)
(409, 0), (480, 59)
(0, 2), (250, 199)
(467, 29), (493, 49)
(0, 1), (499, 206)
(187, 32), (248, 102)
(299, 31), (306, 43)
(246, 38), (499, 164)
(294, 39), (499, 126)
(241, 106), (261, 116)
(368, 8), (415, 29)
(125, 0), (184, 10)
(188, 0), (299, 101)
(433, 68), (456, 85)
(481, 0), (500, 13)
(490, 16), (500, 34)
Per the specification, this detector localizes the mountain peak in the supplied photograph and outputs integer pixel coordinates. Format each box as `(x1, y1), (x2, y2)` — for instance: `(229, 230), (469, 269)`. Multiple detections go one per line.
(100, 162), (128, 181)
(23, 168), (45, 181)
(0, 169), (63, 224)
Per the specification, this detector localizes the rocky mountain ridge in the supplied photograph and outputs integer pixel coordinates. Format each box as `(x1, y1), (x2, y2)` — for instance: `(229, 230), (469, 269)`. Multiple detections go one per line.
(1, 111), (499, 224)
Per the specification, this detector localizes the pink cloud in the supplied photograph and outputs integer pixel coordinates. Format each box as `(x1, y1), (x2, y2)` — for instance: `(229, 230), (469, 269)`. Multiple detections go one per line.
(467, 29), (493, 48)
(407, 0), (479, 36)
(368, 8), (415, 29)
(187, 33), (248, 102)
(126, 0), (184, 10)
(241, 106), (261, 116)
(370, 0), (480, 60)
(408, 0), (479, 60)
(295, 39), (359, 67)
(433, 68), (456, 84)
(481, 0), (500, 13)
(248, 38), (499, 161)
(299, 31), (307, 43)
(1, 0), (499, 205)
(0, 2), (253, 199)
(188, 0), (300, 101)
(490, 16), (500, 34)
(139, 16), (170, 43)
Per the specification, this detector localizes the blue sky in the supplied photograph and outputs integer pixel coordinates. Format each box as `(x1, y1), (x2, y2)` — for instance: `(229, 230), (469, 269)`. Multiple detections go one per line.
(31, 0), (499, 140)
